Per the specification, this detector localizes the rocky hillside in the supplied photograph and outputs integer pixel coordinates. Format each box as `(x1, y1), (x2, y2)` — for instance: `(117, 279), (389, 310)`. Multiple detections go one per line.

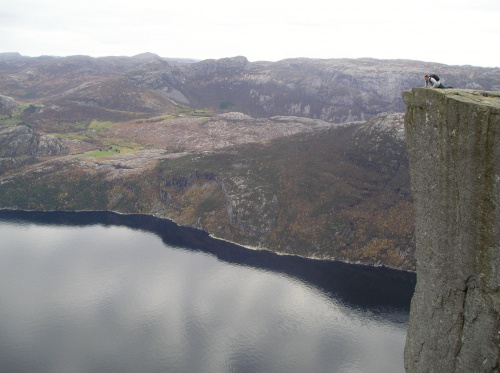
(0, 112), (415, 270)
(172, 56), (500, 121)
(1, 53), (499, 129)
(155, 112), (413, 269)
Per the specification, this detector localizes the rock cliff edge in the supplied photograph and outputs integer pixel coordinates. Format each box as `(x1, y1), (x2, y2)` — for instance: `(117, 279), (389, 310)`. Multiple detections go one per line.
(403, 88), (500, 372)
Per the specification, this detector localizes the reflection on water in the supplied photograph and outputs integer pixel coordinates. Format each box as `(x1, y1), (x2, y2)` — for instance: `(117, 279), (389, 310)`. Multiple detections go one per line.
(0, 210), (415, 373)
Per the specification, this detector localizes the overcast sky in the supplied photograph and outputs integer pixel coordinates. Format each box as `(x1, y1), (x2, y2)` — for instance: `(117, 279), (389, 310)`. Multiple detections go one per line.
(1, 0), (499, 67)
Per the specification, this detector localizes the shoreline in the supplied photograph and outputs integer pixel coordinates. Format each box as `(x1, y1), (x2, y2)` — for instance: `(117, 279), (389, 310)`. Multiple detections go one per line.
(0, 207), (414, 275)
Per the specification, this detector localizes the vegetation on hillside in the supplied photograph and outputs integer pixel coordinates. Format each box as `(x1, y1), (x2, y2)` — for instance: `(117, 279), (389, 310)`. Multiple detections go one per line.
(0, 121), (415, 270)
(156, 124), (415, 269)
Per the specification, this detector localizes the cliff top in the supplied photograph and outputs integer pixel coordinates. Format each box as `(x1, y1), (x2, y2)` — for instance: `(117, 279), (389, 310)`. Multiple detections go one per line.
(406, 88), (500, 110)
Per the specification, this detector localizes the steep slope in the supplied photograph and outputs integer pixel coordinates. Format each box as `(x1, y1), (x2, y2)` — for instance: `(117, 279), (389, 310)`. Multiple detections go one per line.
(155, 113), (413, 269)
(0, 113), (415, 270)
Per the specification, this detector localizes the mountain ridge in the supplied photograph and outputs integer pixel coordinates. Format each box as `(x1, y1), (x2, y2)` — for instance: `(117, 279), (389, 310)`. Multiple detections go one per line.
(2, 53), (499, 128)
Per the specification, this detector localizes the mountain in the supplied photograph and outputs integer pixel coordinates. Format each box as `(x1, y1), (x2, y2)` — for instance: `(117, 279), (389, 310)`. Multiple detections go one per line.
(1, 53), (499, 129)
(128, 56), (500, 122)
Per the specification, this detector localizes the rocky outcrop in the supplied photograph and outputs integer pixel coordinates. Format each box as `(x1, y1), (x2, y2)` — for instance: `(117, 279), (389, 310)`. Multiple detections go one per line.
(0, 95), (18, 115)
(0, 125), (64, 174)
(0, 125), (63, 157)
(403, 88), (500, 372)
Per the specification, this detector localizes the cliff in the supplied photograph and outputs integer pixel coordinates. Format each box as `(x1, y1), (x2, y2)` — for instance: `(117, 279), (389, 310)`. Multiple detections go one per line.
(403, 88), (500, 372)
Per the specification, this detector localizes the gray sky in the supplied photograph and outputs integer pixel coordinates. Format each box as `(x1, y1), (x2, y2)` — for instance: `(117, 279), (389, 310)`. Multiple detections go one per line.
(1, 0), (499, 67)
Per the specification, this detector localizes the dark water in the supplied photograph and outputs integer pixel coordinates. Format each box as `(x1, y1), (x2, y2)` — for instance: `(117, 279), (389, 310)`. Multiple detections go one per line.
(0, 210), (415, 373)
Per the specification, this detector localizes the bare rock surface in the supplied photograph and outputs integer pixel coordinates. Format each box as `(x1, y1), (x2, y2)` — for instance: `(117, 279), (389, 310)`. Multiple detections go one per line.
(0, 95), (18, 115)
(111, 112), (343, 151)
(0, 125), (63, 157)
(403, 88), (500, 373)
(0, 125), (64, 175)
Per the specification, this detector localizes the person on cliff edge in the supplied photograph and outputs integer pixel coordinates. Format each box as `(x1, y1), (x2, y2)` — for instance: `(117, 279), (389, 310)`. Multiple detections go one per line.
(424, 74), (453, 88)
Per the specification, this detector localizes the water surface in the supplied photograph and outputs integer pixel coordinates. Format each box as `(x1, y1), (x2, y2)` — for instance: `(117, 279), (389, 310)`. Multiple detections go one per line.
(0, 210), (415, 373)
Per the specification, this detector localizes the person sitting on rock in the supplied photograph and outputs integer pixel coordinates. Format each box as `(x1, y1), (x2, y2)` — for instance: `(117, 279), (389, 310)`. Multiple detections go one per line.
(424, 74), (453, 88)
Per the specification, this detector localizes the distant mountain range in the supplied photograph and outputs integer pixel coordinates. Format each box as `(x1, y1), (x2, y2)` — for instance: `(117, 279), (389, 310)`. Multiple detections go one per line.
(1, 53), (499, 127)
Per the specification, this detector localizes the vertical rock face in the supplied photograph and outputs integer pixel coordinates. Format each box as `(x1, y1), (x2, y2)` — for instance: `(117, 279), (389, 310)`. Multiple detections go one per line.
(403, 88), (500, 372)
